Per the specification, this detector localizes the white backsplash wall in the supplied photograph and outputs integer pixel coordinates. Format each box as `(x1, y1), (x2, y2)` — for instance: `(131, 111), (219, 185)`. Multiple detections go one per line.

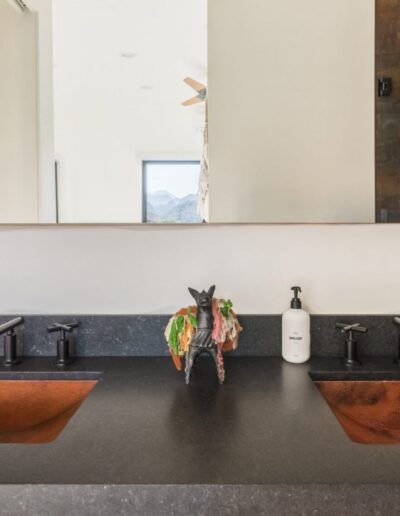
(0, 224), (398, 315)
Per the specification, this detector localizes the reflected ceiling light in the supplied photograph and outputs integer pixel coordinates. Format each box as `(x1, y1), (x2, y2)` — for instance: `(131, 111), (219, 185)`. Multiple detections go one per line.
(120, 51), (137, 59)
(139, 85), (154, 90)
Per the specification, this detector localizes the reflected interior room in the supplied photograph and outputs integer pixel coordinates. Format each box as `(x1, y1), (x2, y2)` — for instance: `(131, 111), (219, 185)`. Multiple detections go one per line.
(2, 0), (400, 515)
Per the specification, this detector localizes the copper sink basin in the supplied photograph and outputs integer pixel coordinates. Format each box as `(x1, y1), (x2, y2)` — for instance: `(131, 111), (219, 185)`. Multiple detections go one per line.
(0, 372), (100, 444)
(311, 371), (400, 444)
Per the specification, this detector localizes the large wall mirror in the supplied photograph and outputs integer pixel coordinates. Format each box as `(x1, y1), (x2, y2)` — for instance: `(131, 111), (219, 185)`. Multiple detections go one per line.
(0, 0), (394, 223)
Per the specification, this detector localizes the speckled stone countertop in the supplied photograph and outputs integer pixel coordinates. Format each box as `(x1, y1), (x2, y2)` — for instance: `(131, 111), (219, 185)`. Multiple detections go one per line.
(1, 355), (400, 488)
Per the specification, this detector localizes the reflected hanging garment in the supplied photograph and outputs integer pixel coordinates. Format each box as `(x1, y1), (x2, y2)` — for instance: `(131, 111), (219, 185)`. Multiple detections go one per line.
(198, 116), (209, 222)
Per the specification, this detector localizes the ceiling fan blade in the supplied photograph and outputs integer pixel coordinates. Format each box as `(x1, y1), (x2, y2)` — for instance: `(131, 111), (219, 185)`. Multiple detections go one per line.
(184, 77), (207, 93)
(182, 96), (204, 107)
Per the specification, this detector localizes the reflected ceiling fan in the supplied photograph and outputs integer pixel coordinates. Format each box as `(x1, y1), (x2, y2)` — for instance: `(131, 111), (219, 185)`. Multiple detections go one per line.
(182, 77), (207, 106)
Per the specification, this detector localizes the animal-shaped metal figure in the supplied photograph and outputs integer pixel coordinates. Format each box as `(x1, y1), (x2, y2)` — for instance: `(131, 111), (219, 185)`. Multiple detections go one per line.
(186, 285), (224, 385)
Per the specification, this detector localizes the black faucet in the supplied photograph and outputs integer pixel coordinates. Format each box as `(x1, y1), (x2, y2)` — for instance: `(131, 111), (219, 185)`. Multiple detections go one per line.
(47, 322), (80, 366)
(0, 317), (24, 366)
(392, 317), (400, 364)
(336, 322), (367, 366)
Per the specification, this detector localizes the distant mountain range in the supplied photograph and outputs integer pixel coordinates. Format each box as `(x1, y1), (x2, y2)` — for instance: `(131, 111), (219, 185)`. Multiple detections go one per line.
(146, 190), (202, 223)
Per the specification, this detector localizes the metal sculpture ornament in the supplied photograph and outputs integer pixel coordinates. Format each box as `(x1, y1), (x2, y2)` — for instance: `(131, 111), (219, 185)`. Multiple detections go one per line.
(164, 286), (242, 384)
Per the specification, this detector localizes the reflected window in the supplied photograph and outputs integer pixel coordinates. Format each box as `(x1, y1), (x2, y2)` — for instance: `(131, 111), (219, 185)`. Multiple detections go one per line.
(142, 161), (202, 223)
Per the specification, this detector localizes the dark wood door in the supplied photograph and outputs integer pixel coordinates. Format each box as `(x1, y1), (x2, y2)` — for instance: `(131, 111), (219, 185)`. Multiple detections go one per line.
(376, 0), (400, 222)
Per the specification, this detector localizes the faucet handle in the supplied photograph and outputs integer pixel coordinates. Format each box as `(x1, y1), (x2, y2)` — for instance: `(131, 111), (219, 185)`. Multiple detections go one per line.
(335, 322), (368, 337)
(0, 317), (24, 336)
(47, 322), (79, 334)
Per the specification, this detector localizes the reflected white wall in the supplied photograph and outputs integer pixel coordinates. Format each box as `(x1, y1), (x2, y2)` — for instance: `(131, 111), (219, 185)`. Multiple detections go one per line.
(209, 0), (375, 223)
(0, 0), (39, 223)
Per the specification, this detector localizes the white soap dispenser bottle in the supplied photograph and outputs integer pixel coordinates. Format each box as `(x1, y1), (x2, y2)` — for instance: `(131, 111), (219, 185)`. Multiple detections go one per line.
(282, 286), (310, 363)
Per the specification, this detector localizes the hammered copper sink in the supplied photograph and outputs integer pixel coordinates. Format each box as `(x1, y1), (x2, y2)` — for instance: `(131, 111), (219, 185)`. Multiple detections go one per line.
(0, 372), (101, 444)
(310, 371), (400, 445)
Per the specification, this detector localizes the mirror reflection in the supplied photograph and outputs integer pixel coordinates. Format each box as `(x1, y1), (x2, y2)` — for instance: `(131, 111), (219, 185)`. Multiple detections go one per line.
(0, 0), (396, 223)
(1, 0), (207, 223)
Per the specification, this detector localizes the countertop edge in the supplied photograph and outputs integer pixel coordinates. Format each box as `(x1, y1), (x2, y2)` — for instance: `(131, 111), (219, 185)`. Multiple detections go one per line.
(1, 484), (400, 516)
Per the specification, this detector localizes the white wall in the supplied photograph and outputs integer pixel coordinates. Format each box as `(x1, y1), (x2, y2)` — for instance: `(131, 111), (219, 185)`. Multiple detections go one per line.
(0, 225), (398, 315)
(208, 0), (375, 223)
(0, 0), (38, 223)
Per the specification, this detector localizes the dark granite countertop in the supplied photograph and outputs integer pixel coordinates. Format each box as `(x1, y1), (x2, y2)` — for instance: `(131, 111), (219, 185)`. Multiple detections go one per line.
(1, 356), (400, 485)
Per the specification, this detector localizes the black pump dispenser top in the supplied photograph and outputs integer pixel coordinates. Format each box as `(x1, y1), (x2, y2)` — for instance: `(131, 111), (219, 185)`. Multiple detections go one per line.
(290, 286), (302, 309)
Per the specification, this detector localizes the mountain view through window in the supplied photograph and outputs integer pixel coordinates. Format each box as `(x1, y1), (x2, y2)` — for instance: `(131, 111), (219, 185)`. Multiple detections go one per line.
(143, 161), (202, 223)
